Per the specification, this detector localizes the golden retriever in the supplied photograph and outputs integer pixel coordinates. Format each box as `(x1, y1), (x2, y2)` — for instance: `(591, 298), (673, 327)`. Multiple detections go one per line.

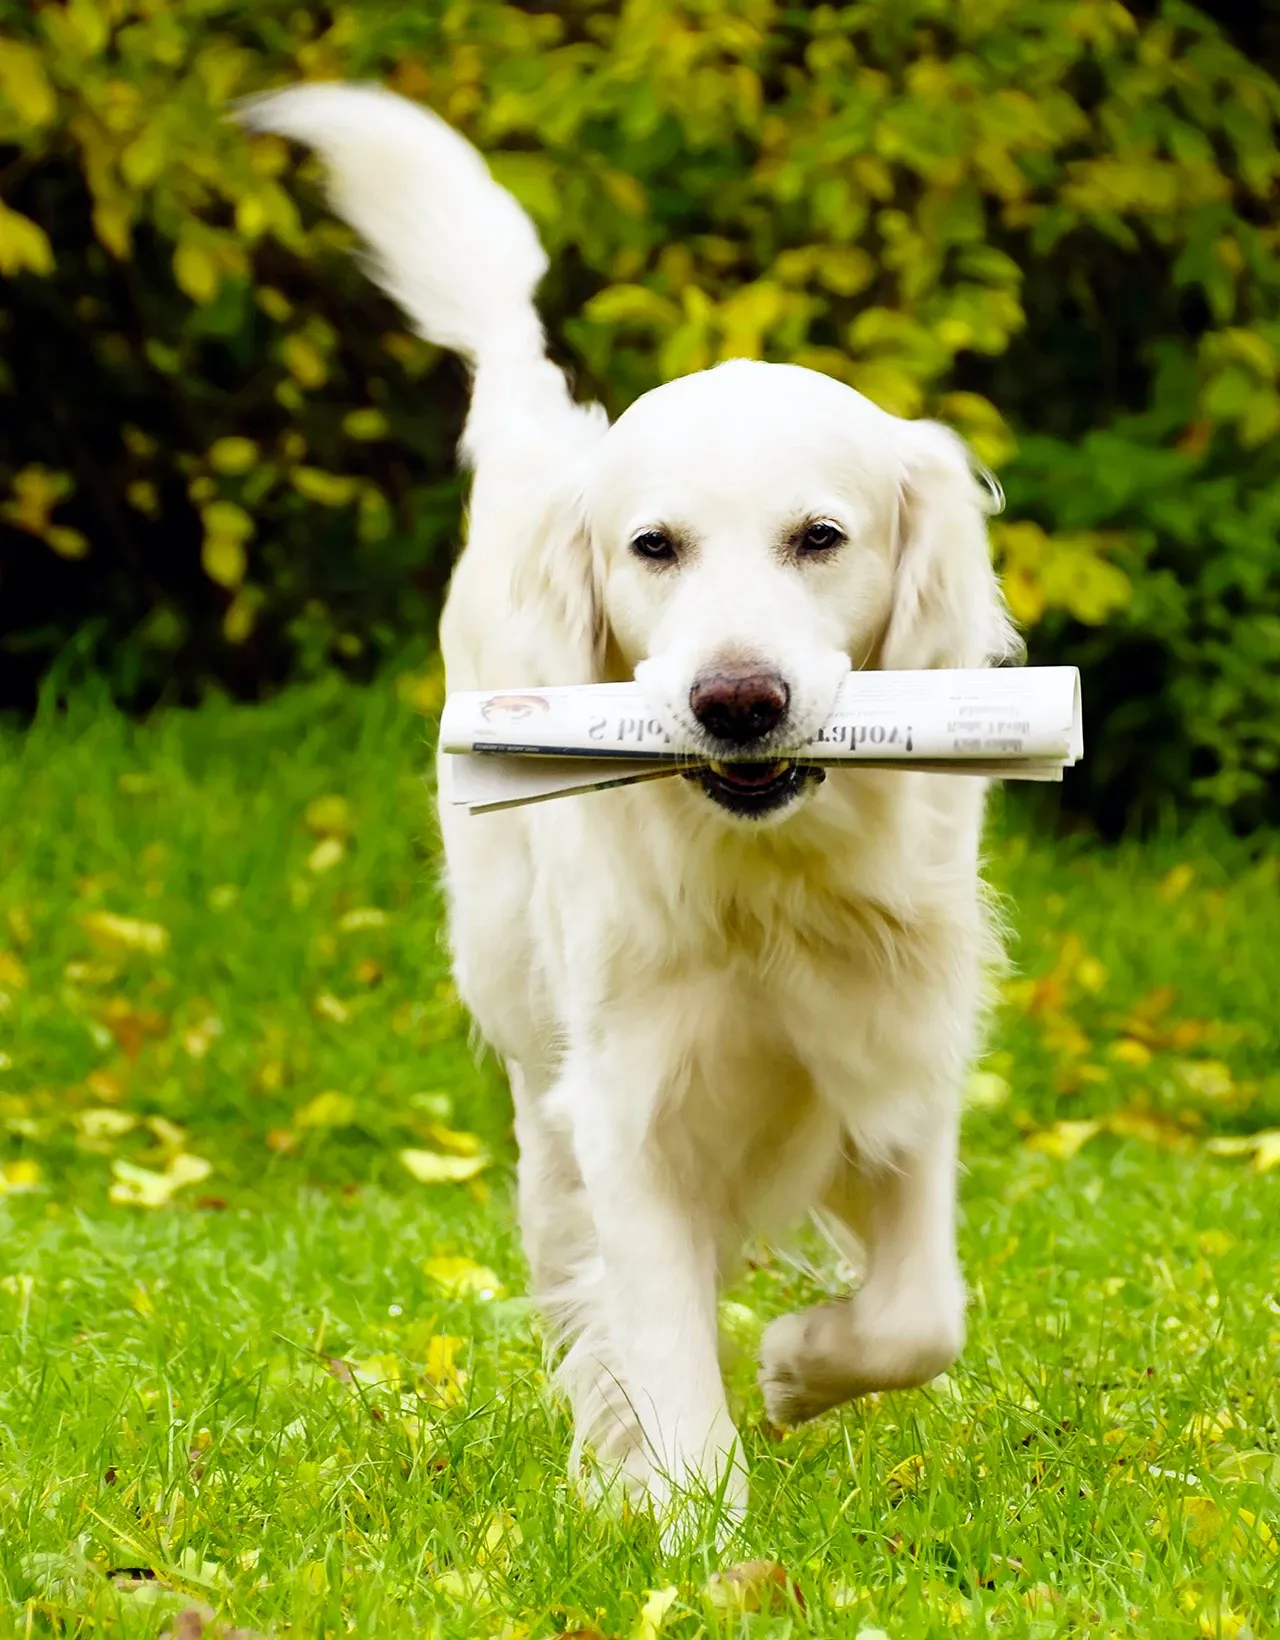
(244, 84), (1017, 1544)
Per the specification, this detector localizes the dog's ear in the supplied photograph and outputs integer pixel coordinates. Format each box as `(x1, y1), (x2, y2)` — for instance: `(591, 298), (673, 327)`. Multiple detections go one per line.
(508, 483), (606, 682)
(881, 420), (1020, 671)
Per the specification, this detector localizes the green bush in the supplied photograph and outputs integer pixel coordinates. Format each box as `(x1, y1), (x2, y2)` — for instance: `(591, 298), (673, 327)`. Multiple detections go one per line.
(1, 0), (1278, 828)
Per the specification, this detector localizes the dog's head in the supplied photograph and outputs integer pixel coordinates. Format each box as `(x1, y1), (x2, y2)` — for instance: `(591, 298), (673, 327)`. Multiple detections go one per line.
(519, 359), (1016, 821)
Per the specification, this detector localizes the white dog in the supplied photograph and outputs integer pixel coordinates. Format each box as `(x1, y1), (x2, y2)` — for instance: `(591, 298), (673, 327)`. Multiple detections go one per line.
(244, 85), (1017, 1540)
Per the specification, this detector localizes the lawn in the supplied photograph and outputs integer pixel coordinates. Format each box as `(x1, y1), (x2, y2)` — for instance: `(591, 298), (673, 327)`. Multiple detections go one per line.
(1, 668), (1277, 1640)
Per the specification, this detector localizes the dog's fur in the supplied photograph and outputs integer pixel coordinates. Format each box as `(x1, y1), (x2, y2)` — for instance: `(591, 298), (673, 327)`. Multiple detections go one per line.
(244, 85), (1018, 1540)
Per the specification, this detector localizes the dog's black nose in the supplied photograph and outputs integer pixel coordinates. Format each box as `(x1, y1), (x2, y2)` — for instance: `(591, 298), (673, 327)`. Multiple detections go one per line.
(689, 669), (790, 744)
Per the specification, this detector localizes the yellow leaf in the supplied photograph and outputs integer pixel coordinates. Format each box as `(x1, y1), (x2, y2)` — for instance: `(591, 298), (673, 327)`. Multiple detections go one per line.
(1025, 1119), (1101, 1160)
(1252, 1131), (1280, 1173)
(351, 1352), (402, 1386)
(77, 1108), (137, 1142)
(281, 334), (328, 388)
(109, 1153), (212, 1208)
(718, 1299), (764, 1359)
(1076, 957), (1108, 993)
(0, 950), (28, 989)
(1109, 1038), (1152, 1068)
(337, 907), (387, 932)
(46, 526), (90, 560)
(433, 1568), (488, 1604)
(174, 239), (220, 304)
(342, 408), (389, 440)
(423, 1257), (503, 1299)
(202, 534), (247, 590)
(80, 911), (169, 955)
(395, 669), (445, 716)
(1158, 863), (1195, 902)
(292, 467), (358, 507)
(222, 593), (256, 645)
(0, 40), (58, 126)
(93, 197), (133, 259)
(422, 1124), (483, 1156)
(306, 837), (345, 874)
(1, 1159), (41, 1192)
(208, 437), (259, 474)
(1003, 563), (1046, 625)
(635, 1586), (679, 1640)
(200, 500), (254, 542)
(313, 992), (350, 1025)
(1104, 1106), (1189, 1150)
(147, 1115), (187, 1152)
(1176, 1060), (1234, 1100)
(2, 464), (70, 535)
(965, 1069), (1009, 1110)
(295, 1090), (356, 1129)
(400, 1149), (490, 1184)
(476, 1509), (522, 1564)
(706, 1561), (799, 1615)
(0, 198), (54, 277)
(1206, 1135), (1258, 1158)
(304, 795), (352, 836)
(126, 479), (160, 518)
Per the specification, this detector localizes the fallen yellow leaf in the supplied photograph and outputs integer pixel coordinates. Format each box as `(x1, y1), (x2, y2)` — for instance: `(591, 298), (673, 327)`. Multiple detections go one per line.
(965, 1069), (1010, 1110)
(1205, 1129), (1280, 1171)
(1025, 1119), (1101, 1159)
(295, 1090), (356, 1129)
(423, 1257), (503, 1299)
(307, 837), (345, 874)
(1158, 863), (1195, 902)
(1, 1158), (41, 1192)
(1105, 1107), (1191, 1150)
(77, 1108), (137, 1142)
(400, 1149), (490, 1184)
(476, 1509), (522, 1564)
(303, 794), (352, 836)
(705, 1561), (801, 1615)
(419, 1333), (468, 1404)
(338, 906), (387, 932)
(109, 1153), (212, 1208)
(80, 911), (169, 955)
(1176, 1060), (1235, 1100)
(1252, 1131), (1280, 1173)
(351, 1352), (402, 1386)
(423, 1123), (484, 1156)
(634, 1587), (679, 1640)
(1109, 1038), (1152, 1068)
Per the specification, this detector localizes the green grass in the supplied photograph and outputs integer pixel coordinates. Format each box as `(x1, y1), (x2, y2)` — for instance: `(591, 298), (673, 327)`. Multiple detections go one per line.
(1, 670), (1278, 1640)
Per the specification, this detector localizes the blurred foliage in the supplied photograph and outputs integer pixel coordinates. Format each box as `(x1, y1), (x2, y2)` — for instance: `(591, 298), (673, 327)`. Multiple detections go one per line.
(1, 0), (1279, 829)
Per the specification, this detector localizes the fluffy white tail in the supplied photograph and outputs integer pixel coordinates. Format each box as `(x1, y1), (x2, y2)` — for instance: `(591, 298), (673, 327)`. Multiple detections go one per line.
(239, 83), (548, 373)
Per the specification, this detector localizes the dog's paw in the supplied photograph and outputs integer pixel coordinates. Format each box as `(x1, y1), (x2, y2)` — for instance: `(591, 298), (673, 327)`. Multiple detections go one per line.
(759, 1297), (965, 1425)
(758, 1310), (832, 1426)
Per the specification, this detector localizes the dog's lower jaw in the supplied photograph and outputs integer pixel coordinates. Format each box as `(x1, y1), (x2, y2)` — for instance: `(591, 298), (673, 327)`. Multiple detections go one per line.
(684, 762), (825, 820)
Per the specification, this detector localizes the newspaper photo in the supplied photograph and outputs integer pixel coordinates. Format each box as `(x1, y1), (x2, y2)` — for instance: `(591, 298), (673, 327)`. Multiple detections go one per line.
(439, 667), (1083, 814)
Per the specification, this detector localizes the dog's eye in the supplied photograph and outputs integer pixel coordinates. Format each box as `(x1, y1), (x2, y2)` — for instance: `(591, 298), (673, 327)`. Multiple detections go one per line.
(630, 529), (677, 563)
(800, 520), (844, 553)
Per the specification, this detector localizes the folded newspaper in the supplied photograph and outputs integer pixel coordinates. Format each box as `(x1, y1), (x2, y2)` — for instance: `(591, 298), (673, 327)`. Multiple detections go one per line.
(439, 667), (1083, 815)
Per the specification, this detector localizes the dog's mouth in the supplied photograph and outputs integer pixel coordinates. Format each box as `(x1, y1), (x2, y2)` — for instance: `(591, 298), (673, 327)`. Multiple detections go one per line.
(685, 758), (824, 817)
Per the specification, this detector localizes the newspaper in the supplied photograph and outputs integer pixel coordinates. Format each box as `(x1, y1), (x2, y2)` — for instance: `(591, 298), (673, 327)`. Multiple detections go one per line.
(439, 667), (1083, 815)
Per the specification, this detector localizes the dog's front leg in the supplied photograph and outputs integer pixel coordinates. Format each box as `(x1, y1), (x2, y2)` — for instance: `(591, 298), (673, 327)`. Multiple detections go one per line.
(555, 1044), (746, 1542)
(759, 1105), (966, 1425)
